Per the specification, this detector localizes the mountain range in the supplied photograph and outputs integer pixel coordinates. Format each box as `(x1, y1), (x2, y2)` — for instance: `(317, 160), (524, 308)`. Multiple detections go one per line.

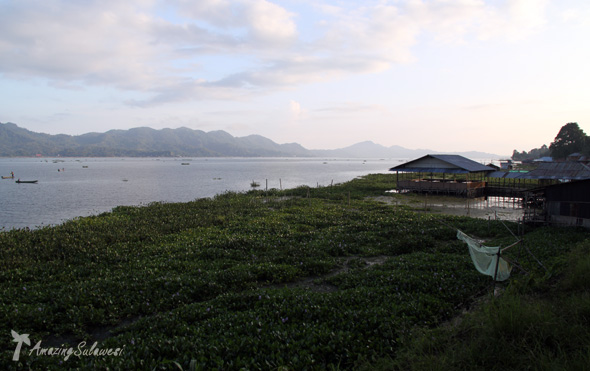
(0, 122), (501, 159)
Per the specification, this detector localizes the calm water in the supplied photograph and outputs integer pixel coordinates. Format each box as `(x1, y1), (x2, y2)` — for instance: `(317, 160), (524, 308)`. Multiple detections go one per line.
(0, 157), (395, 230)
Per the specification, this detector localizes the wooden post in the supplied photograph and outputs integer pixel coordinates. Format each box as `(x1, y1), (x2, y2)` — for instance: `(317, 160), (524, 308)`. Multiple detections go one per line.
(493, 248), (501, 293)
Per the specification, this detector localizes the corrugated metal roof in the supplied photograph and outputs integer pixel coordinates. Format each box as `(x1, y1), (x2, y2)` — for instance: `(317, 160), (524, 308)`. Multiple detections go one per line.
(518, 162), (590, 180)
(506, 172), (527, 179)
(486, 171), (526, 179)
(486, 171), (506, 178)
(392, 168), (471, 173)
(389, 154), (495, 173)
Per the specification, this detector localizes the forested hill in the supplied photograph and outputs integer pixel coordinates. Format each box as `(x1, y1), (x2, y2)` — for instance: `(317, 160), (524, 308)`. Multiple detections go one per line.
(0, 123), (310, 157)
(0, 122), (500, 158)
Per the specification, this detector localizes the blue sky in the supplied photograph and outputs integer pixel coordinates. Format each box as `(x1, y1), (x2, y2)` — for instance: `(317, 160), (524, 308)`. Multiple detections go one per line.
(1, 0), (589, 156)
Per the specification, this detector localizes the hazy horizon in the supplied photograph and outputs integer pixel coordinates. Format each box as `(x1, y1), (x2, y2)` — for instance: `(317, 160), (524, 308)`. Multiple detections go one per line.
(1, 0), (588, 155)
(2, 121), (504, 157)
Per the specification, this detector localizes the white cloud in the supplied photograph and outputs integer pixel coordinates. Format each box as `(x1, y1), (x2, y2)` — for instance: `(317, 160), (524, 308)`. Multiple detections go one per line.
(477, 0), (549, 41)
(173, 0), (297, 45)
(0, 0), (164, 88)
(244, 0), (297, 43)
(561, 5), (590, 27)
(289, 100), (302, 116)
(0, 0), (554, 108)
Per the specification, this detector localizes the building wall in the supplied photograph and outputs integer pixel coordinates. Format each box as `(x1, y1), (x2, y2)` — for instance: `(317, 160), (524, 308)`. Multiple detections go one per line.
(545, 180), (590, 203)
(546, 200), (590, 228)
(548, 214), (590, 228)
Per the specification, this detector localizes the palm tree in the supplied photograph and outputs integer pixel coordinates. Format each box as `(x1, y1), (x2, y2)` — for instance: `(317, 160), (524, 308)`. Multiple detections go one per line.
(12, 330), (31, 361)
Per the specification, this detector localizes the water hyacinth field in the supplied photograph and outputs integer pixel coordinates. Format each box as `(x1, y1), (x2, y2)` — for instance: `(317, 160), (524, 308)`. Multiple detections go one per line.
(1, 174), (589, 369)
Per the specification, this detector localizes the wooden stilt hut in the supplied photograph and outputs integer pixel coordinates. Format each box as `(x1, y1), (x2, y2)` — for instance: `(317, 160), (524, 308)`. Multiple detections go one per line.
(390, 154), (495, 198)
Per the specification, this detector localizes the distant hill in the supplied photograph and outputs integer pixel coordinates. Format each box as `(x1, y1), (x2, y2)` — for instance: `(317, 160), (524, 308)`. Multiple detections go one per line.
(0, 122), (500, 159)
(0, 123), (309, 157)
(310, 141), (500, 160)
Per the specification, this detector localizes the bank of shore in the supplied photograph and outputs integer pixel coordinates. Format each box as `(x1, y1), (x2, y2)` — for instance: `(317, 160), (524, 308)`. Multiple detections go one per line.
(1, 174), (587, 370)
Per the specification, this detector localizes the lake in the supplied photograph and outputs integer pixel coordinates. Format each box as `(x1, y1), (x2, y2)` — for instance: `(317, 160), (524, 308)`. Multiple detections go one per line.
(0, 157), (396, 230)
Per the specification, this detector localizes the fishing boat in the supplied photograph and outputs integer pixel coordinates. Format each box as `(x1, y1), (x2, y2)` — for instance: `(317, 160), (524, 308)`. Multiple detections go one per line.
(2, 175), (14, 179)
(15, 180), (38, 184)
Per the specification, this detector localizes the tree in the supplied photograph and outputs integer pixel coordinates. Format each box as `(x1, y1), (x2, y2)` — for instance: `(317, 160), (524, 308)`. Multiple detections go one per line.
(549, 122), (588, 159)
(511, 144), (550, 161)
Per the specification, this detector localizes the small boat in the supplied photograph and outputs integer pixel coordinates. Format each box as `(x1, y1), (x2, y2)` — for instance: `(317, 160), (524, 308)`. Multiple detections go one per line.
(2, 175), (14, 179)
(16, 180), (38, 184)
(181, 163), (190, 165)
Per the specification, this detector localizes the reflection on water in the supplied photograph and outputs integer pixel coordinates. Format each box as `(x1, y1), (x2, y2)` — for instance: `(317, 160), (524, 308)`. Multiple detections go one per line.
(443, 196), (523, 210)
(0, 157), (392, 230)
(379, 194), (525, 221)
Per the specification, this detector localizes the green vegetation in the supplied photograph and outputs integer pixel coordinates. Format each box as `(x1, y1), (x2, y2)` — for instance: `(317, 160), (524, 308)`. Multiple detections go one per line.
(1, 174), (588, 370)
(390, 239), (590, 371)
(511, 144), (550, 161)
(512, 121), (590, 160)
(549, 122), (589, 159)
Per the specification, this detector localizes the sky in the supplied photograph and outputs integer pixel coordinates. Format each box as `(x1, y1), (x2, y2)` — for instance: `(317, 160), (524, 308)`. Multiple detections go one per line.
(1, 0), (589, 156)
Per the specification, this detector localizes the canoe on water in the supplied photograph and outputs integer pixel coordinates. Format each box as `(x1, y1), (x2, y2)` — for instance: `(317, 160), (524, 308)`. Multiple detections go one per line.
(16, 180), (38, 184)
(2, 176), (14, 179)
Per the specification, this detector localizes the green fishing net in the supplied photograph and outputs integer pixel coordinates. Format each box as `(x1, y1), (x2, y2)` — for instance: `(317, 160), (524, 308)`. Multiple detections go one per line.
(457, 230), (512, 281)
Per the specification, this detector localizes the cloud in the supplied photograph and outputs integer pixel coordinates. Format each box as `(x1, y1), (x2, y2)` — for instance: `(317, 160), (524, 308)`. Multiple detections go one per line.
(212, 54), (390, 90)
(561, 4), (590, 27)
(477, 0), (549, 41)
(289, 100), (302, 116)
(0, 0), (165, 89)
(172, 0), (297, 45)
(314, 102), (387, 114)
(0, 0), (553, 107)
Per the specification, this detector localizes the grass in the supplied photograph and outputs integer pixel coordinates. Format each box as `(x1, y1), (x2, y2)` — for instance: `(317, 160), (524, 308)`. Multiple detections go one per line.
(388, 240), (590, 371)
(0, 173), (588, 370)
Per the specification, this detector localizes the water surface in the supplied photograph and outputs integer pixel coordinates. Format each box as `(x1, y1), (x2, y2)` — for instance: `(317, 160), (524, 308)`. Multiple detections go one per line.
(0, 157), (393, 230)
